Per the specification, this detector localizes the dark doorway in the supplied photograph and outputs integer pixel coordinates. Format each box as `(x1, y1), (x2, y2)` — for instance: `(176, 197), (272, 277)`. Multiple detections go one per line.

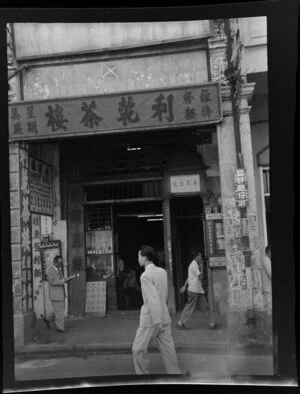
(115, 201), (164, 310)
(170, 196), (207, 310)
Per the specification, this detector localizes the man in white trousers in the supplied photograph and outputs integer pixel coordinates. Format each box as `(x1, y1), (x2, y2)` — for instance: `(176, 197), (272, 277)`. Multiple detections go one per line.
(132, 245), (181, 375)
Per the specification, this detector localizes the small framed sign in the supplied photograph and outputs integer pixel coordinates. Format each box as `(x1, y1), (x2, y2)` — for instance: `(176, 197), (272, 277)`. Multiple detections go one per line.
(170, 174), (200, 194)
(41, 215), (53, 235)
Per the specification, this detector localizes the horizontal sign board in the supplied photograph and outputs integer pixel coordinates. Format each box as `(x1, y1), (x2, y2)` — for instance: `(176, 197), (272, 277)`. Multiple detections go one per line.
(205, 213), (223, 220)
(170, 174), (200, 194)
(9, 83), (222, 141)
(209, 256), (227, 268)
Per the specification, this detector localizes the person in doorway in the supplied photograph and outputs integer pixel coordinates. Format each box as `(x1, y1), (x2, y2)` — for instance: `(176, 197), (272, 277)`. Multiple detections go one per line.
(86, 261), (101, 282)
(123, 266), (140, 310)
(132, 245), (181, 375)
(118, 256), (125, 275)
(262, 245), (272, 309)
(177, 251), (216, 330)
(47, 255), (75, 332)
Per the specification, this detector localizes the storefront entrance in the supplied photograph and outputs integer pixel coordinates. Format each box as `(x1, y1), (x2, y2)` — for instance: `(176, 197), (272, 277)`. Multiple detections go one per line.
(114, 200), (164, 310)
(170, 196), (208, 310)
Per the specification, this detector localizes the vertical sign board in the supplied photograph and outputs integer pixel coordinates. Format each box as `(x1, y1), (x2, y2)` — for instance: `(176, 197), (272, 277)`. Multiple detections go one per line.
(204, 207), (227, 268)
(41, 215), (53, 235)
(28, 156), (53, 216)
(85, 281), (106, 317)
(19, 146), (33, 312)
(31, 213), (44, 318)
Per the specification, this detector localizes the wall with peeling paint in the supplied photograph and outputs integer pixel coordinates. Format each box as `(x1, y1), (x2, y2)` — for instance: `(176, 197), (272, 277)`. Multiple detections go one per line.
(14, 22), (212, 58)
(22, 51), (209, 100)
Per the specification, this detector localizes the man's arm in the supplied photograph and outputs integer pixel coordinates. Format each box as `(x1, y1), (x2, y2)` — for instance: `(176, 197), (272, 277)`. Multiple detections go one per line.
(264, 257), (272, 279)
(47, 270), (65, 286)
(179, 278), (188, 294)
(140, 274), (161, 325)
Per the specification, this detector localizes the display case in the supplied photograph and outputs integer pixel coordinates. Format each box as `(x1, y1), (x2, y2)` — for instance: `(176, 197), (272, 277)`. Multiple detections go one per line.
(85, 206), (114, 281)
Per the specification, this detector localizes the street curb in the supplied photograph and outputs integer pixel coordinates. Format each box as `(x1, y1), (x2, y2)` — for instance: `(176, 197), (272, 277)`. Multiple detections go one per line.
(15, 341), (272, 357)
(16, 341), (231, 355)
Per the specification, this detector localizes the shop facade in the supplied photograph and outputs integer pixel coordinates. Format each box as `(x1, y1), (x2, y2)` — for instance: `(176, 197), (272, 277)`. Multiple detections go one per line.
(8, 19), (271, 349)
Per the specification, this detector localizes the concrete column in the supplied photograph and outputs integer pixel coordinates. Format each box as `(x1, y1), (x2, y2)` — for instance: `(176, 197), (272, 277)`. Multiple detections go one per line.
(217, 84), (269, 348)
(10, 141), (36, 350)
(162, 196), (176, 315)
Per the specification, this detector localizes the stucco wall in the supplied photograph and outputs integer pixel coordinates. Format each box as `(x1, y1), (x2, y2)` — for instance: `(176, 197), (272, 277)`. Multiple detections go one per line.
(22, 50), (209, 100)
(14, 21), (211, 58)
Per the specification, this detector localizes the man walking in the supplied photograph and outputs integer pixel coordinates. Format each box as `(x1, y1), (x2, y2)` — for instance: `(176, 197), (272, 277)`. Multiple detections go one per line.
(262, 245), (272, 309)
(177, 251), (216, 330)
(132, 245), (181, 375)
(47, 255), (75, 332)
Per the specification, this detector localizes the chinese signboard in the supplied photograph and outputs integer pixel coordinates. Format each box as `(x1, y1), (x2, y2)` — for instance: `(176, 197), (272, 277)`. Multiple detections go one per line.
(85, 281), (106, 317)
(41, 215), (53, 235)
(204, 206), (226, 268)
(19, 146), (33, 312)
(234, 169), (249, 208)
(9, 83), (222, 141)
(28, 156), (53, 216)
(170, 174), (200, 194)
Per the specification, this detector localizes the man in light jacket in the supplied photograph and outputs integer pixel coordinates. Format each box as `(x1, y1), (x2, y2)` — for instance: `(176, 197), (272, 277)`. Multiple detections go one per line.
(47, 255), (75, 332)
(262, 244), (272, 310)
(132, 245), (181, 375)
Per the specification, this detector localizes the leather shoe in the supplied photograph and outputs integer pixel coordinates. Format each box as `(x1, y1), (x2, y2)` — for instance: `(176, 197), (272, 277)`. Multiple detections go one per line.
(56, 328), (68, 333)
(42, 317), (51, 329)
(176, 322), (186, 329)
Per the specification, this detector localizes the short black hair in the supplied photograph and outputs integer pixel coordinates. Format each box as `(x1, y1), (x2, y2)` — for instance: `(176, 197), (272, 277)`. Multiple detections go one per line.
(265, 245), (271, 254)
(53, 255), (62, 263)
(190, 251), (201, 260)
(139, 245), (157, 264)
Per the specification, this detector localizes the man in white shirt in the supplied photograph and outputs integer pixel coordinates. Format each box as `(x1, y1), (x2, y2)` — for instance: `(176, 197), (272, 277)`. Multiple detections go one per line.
(177, 251), (216, 329)
(132, 245), (181, 375)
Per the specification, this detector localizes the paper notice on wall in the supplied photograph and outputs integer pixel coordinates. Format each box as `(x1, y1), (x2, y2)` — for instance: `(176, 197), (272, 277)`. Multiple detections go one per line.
(41, 215), (52, 235)
(231, 288), (242, 307)
(249, 214), (258, 233)
(85, 281), (106, 317)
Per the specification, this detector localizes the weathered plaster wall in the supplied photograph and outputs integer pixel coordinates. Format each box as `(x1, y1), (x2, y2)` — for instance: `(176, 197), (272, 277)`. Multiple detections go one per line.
(14, 21), (211, 57)
(22, 51), (209, 100)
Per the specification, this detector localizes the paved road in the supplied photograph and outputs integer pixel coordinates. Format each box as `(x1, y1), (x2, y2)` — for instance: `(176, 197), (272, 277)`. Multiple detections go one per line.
(15, 351), (274, 382)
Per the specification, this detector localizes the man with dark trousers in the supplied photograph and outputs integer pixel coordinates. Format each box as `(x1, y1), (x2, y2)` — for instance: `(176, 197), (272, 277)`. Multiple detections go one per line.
(47, 255), (75, 332)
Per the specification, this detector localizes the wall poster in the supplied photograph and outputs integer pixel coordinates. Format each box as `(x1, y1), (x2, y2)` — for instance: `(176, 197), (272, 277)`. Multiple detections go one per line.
(204, 206), (226, 268)
(28, 156), (53, 216)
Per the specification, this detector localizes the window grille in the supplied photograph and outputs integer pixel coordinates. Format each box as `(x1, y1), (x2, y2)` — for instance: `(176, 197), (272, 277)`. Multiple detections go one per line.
(86, 206), (112, 231)
(84, 180), (162, 202)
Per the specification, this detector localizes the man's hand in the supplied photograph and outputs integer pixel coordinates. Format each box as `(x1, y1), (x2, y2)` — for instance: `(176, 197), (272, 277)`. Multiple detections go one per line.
(65, 275), (76, 283)
(153, 323), (164, 336)
(179, 286), (186, 294)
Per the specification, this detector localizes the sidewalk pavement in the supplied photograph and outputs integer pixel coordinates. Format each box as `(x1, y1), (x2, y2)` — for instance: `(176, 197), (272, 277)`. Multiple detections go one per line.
(17, 311), (272, 356)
